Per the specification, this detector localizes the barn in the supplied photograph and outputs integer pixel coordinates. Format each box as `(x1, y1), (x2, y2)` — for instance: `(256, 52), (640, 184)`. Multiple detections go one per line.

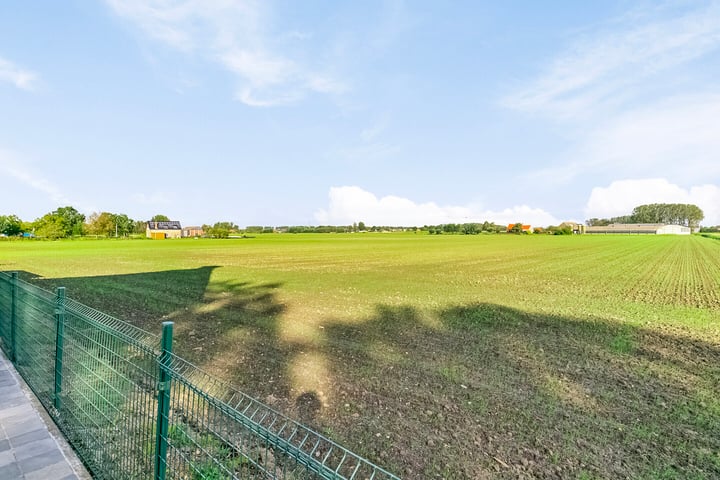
(584, 223), (691, 235)
(182, 226), (205, 238)
(146, 221), (182, 239)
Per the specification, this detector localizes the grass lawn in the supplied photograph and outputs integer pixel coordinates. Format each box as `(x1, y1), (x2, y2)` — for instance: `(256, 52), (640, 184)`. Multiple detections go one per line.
(1, 233), (719, 479)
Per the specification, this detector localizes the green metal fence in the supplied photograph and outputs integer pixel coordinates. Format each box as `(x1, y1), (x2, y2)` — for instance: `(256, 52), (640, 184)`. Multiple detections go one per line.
(0, 272), (400, 480)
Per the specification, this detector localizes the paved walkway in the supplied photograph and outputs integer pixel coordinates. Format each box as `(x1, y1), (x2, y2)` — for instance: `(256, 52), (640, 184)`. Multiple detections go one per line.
(0, 349), (91, 480)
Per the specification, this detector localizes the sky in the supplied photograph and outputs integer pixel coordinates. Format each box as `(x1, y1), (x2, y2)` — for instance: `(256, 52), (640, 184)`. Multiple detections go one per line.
(1, 0), (720, 227)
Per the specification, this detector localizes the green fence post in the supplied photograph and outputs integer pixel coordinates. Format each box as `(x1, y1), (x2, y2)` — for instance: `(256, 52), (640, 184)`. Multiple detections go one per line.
(10, 272), (18, 362)
(154, 321), (173, 480)
(53, 287), (66, 411)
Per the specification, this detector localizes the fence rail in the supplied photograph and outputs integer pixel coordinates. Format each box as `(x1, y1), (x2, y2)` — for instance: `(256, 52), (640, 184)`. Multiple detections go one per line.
(0, 272), (399, 480)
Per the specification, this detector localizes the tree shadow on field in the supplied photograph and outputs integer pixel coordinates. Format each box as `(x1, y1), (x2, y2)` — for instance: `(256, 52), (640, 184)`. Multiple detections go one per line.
(315, 304), (720, 480)
(12, 269), (720, 479)
(16, 268), (291, 397)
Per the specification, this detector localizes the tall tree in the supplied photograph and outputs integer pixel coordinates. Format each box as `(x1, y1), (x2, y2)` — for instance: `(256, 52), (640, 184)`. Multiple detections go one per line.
(34, 206), (85, 238)
(55, 206), (85, 236)
(87, 212), (113, 236)
(151, 214), (170, 222)
(630, 203), (704, 228)
(0, 215), (22, 236)
(112, 213), (134, 237)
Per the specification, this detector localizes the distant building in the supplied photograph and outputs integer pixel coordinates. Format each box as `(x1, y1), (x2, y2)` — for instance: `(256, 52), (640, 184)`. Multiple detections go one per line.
(507, 224), (532, 233)
(584, 223), (691, 235)
(560, 222), (585, 234)
(146, 221), (182, 239)
(182, 226), (204, 238)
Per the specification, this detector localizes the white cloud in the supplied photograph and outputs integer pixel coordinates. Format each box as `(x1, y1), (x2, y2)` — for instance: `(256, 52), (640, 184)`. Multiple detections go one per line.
(0, 56), (38, 90)
(504, 3), (720, 118)
(528, 92), (720, 185)
(315, 186), (560, 226)
(106, 0), (345, 106)
(585, 179), (720, 225)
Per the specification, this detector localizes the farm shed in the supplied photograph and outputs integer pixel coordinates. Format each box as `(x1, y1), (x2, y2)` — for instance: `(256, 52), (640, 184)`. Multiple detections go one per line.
(182, 226), (204, 237)
(146, 221), (182, 239)
(585, 223), (691, 235)
(656, 224), (691, 235)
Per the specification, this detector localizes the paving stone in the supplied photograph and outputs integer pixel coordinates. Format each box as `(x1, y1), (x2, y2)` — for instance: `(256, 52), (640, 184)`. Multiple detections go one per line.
(8, 429), (49, 448)
(0, 461), (23, 480)
(0, 449), (15, 467)
(24, 460), (73, 480)
(0, 349), (91, 479)
(13, 438), (57, 461)
(4, 418), (45, 439)
(18, 448), (65, 474)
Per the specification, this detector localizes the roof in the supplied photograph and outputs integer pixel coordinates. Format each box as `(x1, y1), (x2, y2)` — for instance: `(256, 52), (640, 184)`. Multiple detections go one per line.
(507, 224), (532, 231)
(147, 221), (182, 230)
(585, 223), (665, 234)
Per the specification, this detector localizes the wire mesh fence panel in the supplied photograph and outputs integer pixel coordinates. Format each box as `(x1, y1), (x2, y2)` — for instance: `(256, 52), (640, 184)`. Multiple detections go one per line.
(56, 306), (160, 480)
(0, 272), (400, 480)
(163, 353), (399, 480)
(0, 273), (12, 353)
(12, 278), (57, 407)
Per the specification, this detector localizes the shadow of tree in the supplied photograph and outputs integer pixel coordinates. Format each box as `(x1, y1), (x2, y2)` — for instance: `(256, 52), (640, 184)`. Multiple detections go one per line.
(16, 269), (720, 479)
(21, 268), (292, 399)
(317, 303), (720, 479)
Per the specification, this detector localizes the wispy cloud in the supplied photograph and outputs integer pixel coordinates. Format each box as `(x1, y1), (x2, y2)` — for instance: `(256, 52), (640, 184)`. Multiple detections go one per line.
(0, 56), (38, 91)
(106, 0), (346, 106)
(314, 186), (560, 226)
(527, 92), (720, 185)
(503, 2), (720, 118)
(0, 150), (74, 206)
(508, 2), (720, 188)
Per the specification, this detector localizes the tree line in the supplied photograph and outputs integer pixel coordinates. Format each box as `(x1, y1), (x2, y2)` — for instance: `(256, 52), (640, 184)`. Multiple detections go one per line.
(1, 202), (709, 240)
(0, 208), (176, 239)
(586, 203), (704, 228)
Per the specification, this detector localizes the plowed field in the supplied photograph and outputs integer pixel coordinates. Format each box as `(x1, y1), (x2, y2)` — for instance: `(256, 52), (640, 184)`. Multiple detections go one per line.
(1, 234), (719, 479)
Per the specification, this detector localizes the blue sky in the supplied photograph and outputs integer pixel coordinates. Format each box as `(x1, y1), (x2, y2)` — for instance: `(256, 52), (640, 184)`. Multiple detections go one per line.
(1, 1), (720, 227)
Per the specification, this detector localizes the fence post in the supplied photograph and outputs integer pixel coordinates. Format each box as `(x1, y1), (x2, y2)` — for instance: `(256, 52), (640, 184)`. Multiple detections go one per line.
(10, 272), (18, 362)
(54, 287), (66, 411)
(154, 322), (173, 480)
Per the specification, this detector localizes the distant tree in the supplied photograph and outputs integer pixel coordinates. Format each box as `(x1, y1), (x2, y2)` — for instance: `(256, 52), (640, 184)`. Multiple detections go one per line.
(33, 206), (85, 238)
(151, 214), (170, 222)
(133, 220), (147, 234)
(0, 215), (22, 236)
(609, 215), (634, 224)
(55, 206), (85, 236)
(33, 214), (66, 239)
(509, 222), (524, 234)
(204, 221), (239, 238)
(586, 218), (611, 226)
(358, 221), (366, 231)
(87, 212), (115, 236)
(113, 213), (134, 237)
(630, 203), (704, 228)
(462, 223), (480, 235)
